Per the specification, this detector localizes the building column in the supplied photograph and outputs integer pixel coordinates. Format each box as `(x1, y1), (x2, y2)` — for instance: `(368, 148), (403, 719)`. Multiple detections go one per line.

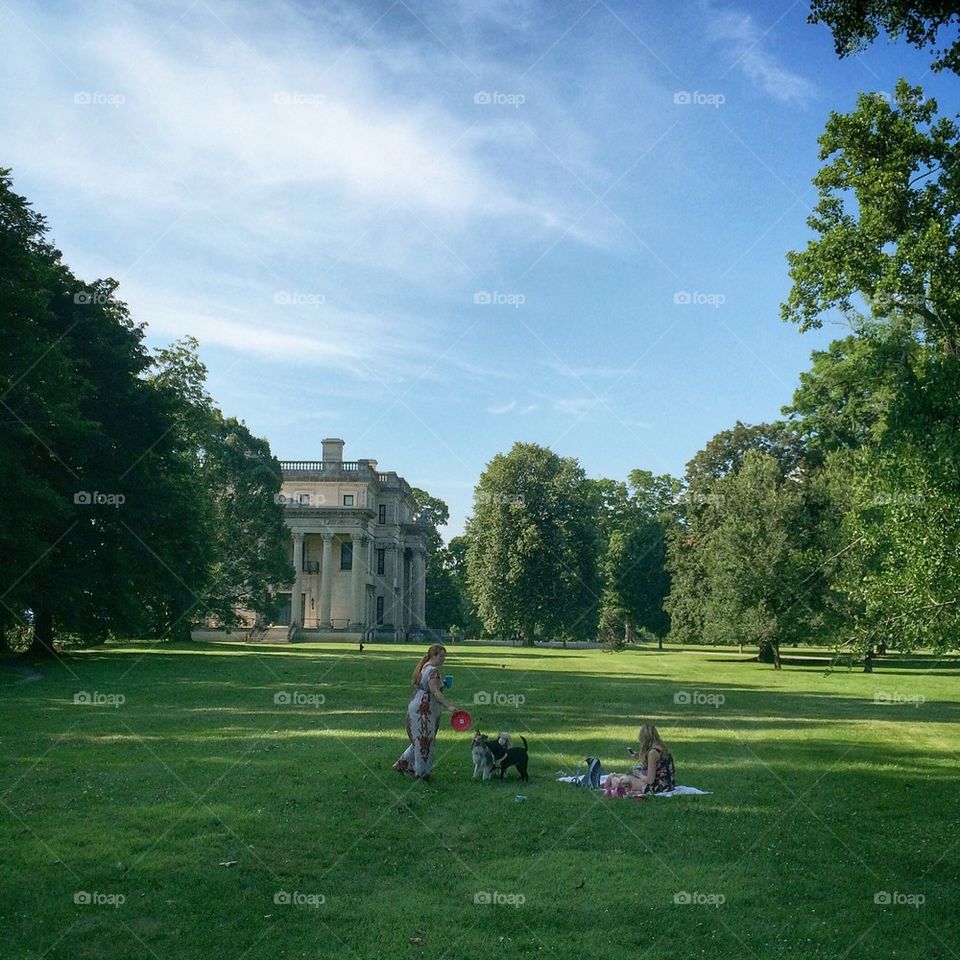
(399, 548), (411, 629)
(413, 547), (427, 628)
(351, 532), (366, 628)
(319, 532), (334, 627)
(291, 531), (304, 627)
(384, 543), (400, 627)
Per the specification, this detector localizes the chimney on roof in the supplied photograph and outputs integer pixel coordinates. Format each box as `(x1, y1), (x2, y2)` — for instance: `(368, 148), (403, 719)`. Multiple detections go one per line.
(322, 438), (345, 462)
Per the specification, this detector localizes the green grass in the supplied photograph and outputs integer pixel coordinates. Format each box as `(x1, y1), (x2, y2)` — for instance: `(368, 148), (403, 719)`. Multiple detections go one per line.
(2, 641), (958, 959)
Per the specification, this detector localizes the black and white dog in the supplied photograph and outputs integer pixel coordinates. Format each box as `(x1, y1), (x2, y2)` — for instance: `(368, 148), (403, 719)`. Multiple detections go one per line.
(497, 735), (529, 781)
(471, 731), (514, 780)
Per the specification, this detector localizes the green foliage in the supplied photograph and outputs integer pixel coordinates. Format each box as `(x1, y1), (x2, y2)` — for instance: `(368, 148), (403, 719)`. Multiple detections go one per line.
(809, 1), (960, 74)
(466, 442), (602, 644)
(0, 171), (289, 651)
(198, 412), (293, 627)
(410, 486), (466, 630)
(602, 470), (682, 639)
(666, 422), (818, 655)
(782, 81), (960, 355)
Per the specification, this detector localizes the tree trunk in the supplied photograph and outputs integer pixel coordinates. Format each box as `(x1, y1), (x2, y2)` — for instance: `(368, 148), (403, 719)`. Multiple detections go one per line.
(772, 642), (782, 670)
(26, 606), (58, 658)
(657, 635), (663, 651)
(522, 627), (535, 647)
(625, 620), (634, 645)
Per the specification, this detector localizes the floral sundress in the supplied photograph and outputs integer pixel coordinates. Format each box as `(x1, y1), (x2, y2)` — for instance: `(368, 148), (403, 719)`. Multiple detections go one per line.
(393, 664), (442, 778)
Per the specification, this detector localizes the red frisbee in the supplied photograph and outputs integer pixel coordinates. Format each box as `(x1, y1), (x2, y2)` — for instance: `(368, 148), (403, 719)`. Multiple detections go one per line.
(451, 710), (472, 731)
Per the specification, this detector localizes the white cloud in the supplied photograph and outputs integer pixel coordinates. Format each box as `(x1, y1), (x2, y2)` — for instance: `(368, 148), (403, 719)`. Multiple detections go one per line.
(709, 5), (815, 103)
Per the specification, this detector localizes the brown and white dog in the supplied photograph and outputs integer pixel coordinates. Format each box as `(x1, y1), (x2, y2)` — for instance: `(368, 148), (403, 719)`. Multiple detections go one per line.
(471, 730), (514, 779)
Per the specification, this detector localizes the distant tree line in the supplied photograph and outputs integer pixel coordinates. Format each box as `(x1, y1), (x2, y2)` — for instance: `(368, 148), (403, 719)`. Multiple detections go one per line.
(429, 77), (960, 663)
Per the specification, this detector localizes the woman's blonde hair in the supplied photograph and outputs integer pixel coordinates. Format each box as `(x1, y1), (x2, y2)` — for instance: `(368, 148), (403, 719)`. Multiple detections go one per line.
(412, 644), (447, 686)
(637, 722), (668, 758)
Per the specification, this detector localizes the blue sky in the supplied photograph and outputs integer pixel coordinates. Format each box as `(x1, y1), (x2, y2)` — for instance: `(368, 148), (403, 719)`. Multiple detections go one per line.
(1, 0), (952, 536)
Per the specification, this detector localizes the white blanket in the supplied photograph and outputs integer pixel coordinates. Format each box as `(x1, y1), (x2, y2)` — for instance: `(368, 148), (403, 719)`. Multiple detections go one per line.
(557, 774), (710, 796)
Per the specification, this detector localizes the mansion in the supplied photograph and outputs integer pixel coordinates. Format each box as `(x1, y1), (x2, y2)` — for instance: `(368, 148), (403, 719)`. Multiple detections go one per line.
(273, 439), (429, 639)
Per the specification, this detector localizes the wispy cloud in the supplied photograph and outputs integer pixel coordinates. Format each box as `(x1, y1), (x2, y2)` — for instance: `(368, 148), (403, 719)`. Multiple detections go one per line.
(709, 5), (816, 103)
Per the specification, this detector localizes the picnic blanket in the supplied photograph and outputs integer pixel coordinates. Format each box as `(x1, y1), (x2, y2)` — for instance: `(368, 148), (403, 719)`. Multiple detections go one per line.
(557, 774), (710, 797)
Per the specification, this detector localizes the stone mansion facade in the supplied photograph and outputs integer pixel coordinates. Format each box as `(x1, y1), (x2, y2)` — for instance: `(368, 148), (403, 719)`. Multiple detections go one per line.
(273, 439), (428, 637)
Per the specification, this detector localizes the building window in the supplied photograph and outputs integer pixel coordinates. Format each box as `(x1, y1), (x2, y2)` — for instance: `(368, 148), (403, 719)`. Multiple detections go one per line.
(376, 596), (384, 625)
(377, 549), (385, 575)
(379, 504), (386, 524)
(340, 542), (352, 570)
(343, 494), (354, 506)
(298, 493), (310, 504)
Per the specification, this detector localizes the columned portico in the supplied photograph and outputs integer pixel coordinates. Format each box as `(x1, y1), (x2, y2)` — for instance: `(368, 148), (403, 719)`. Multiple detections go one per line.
(351, 532), (366, 627)
(412, 547), (427, 628)
(291, 532), (305, 627)
(272, 440), (430, 640)
(319, 532), (334, 626)
(384, 542), (401, 628)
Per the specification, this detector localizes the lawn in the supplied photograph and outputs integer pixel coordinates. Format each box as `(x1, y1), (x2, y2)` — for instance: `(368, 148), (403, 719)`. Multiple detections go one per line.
(1, 640), (957, 959)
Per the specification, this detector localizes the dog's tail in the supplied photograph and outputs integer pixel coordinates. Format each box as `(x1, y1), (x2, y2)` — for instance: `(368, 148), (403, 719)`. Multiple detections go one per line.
(520, 735), (528, 750)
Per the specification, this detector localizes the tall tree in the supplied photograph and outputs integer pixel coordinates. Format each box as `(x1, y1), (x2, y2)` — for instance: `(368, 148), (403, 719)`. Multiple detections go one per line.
(604, 471), (682, 642)
(410, 487), (462, 629)
(1, 171), (290, 652)
(698, 451), (821, 666)
(785, 321), (960, 655)
(782, 81), (960, 355)
(666, 422), (828, 657)
(466, 443), (602, 646)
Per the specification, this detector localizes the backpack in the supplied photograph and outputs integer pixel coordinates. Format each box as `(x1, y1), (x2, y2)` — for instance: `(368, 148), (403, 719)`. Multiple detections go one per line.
(574, 757), (603, 789)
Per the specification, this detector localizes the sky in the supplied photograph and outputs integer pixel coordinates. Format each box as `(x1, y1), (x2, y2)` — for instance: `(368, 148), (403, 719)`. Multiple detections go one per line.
(1, 0), (954, 537)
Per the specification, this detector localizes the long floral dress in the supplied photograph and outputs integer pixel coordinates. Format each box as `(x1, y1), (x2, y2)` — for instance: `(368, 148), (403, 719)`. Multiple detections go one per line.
(394, 664), (442, 778)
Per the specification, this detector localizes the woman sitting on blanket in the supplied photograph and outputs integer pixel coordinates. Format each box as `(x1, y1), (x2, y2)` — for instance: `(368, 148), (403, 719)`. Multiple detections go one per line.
(607, 722), (676, 796)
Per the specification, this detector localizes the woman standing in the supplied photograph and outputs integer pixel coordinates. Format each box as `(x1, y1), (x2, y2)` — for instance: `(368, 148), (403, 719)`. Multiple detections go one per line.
(393, 644), (456, 780)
